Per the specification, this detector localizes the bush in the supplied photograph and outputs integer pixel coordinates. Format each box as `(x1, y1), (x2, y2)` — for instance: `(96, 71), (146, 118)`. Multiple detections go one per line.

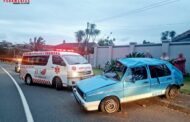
(126, 52), (145, 58)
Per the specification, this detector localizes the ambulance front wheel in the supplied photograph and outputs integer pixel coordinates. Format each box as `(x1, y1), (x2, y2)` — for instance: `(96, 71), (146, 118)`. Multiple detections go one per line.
(53, 77), (62, 90)
(25, 75), (33, 85)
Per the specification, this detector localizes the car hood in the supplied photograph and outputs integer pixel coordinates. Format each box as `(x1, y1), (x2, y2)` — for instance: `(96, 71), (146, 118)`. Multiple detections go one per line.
(77, 75), (117, 93)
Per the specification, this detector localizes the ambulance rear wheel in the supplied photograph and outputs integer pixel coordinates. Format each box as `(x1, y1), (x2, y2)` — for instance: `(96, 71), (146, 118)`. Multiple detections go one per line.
(54, 77), (62, 90)
(25, 75), (33, 85)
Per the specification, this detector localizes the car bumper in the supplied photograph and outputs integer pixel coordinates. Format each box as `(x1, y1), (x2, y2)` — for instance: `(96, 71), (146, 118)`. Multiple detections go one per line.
(73, 88), (100, 111)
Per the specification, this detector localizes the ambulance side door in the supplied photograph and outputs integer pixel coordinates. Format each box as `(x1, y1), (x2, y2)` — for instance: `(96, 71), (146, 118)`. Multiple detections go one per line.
(49, 55), (67, 86)
(33, 55), (50, 83)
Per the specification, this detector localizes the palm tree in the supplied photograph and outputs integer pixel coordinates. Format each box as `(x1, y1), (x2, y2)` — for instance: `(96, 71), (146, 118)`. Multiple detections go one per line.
(74, 22), (101, 56)
(85, 23), (100, 43)
(92, 29), (100, 42)
(30, 36), (45, 51)
(161, 31), (169, 41)
(75, 30), (85, 43)
(169, 31), (176, 40)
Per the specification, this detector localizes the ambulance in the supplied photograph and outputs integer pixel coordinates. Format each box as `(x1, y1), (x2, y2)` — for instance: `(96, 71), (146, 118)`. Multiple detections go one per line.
(20, 51), (93, 90)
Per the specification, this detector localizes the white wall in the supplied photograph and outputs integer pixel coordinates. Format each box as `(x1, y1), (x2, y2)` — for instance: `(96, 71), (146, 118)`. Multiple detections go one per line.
(96, 47), (109, 68)
(92, 41), (190, 73)
(112, 46), (131, 59)
(135, 44), (162, 58)
(170, 42), (190, 73)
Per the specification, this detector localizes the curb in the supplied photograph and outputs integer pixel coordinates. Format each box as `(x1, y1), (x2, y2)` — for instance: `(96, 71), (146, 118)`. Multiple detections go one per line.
(154, 98), (190, 114)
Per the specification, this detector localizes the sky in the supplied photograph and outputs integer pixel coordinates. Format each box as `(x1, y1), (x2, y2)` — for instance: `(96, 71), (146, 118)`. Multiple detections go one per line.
(0, 0), (190, 45)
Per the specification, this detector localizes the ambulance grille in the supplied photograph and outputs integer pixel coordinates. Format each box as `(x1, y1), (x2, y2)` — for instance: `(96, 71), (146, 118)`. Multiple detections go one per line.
(78, 71), (91, 75)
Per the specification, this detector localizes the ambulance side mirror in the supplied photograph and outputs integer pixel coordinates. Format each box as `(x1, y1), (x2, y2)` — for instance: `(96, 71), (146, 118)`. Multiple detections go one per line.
(61, 61), (66, 66)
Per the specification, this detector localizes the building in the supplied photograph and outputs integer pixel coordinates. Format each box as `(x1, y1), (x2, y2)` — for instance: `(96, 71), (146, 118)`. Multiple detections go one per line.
(172, 30), (190, 42)
(0, 40), (13, 48)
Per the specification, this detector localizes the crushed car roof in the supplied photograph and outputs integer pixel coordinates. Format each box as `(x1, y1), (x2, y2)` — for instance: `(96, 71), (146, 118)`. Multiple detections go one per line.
(118, 58), (167, 67)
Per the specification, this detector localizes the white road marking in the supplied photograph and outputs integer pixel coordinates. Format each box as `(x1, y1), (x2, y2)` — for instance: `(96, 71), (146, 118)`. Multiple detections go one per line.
(0, 66), (34, 122)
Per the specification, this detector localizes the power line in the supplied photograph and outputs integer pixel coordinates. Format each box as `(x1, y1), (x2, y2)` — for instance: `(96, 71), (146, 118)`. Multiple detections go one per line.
(113, 22), (190, 30)
(96, 0), (180, 23)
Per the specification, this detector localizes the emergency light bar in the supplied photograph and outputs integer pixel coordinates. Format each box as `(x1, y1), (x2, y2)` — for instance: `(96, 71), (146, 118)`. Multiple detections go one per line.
(55, 49), (74, 52)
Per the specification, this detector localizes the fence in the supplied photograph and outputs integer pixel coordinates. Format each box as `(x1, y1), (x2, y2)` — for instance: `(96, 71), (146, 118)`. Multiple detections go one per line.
(91, 41), (190, 73)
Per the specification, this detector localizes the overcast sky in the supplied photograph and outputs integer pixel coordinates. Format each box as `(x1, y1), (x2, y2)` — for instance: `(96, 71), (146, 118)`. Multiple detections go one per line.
(0, 0), (190, 45)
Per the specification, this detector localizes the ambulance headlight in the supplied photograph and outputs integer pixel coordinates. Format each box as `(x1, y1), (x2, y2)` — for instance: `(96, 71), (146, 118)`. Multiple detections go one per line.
(72, 72), (79, 77)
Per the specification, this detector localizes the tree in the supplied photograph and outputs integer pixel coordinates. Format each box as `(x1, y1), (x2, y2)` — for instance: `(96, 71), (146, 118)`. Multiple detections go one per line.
(126, 52), (146, 58)
(98, 37), (115, 46)
(75, 23), (101, 43)
(143, 40), (150, 44)
(84, 23), (101, 43)
(75, 30), (85, 43)
(75, 22), (101, 55)
(169, 31), (176, 40)
(29, 37), (45, 51)
(161, 30), (176, 41)
(161, 31), (169, 41)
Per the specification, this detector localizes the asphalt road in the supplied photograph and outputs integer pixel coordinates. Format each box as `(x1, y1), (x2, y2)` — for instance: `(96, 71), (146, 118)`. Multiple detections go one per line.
(0, 62), (190, 122)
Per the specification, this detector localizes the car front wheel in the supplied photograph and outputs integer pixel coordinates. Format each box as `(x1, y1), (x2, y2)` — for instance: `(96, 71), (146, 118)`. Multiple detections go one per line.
(100, 97), (120, 113)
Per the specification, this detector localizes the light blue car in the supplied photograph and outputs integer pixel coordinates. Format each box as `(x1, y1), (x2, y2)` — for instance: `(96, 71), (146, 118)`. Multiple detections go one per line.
(73, 58), (184, 113)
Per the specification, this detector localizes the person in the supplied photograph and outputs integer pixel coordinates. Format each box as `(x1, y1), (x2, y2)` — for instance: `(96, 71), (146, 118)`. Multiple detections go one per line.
(173, 53), (186, 75)
(145, 52), (153, 58)
(160, 52), (169, 61)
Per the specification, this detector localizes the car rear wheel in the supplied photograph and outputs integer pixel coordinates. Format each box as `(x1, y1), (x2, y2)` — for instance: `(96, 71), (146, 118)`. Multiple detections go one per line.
(54, 77), (62, 90)
(165, 86), (179, 99)
(100, 97), (120, 113)
(25, 75), (33, 85)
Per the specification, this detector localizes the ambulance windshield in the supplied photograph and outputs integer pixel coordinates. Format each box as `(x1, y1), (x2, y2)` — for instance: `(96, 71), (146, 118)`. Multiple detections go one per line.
(63, 55), (88, 65)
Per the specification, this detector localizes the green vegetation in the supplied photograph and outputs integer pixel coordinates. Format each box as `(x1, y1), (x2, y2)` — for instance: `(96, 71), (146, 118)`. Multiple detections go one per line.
(181, 76), (190, 94)
(98, 37), (115, 46)
(93, 68), (103, 75)
(126, 52), (146, 58)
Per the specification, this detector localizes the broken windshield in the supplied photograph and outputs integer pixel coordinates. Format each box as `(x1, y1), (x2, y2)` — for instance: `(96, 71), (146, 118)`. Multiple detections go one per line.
(103, 61), (127, 81)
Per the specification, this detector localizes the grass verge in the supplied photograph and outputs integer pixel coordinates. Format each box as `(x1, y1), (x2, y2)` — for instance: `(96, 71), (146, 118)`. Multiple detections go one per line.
(93, 68), (103, 75)
(181, 76), (190, 94)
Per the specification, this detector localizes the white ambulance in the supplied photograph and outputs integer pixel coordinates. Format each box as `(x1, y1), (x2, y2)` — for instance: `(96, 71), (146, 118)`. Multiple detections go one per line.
(20, 51), (93, 90)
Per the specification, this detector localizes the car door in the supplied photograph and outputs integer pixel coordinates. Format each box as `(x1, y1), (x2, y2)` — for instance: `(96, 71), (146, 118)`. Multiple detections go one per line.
(149, 64), (173, 96)
(124, 66), (151, 102)
(49, 55), (67, 86)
